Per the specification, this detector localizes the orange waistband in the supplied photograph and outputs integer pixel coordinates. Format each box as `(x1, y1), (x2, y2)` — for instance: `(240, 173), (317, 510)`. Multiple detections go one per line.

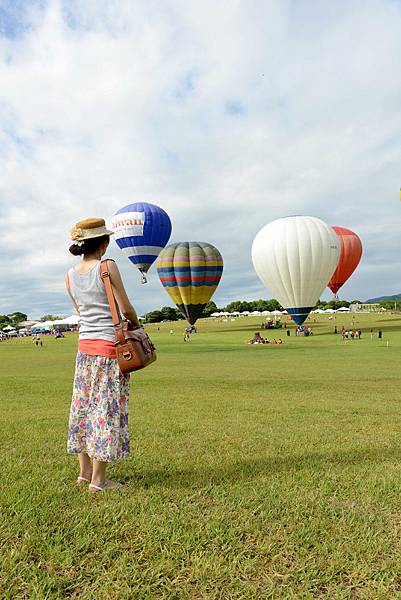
(78, 339), (117, 358)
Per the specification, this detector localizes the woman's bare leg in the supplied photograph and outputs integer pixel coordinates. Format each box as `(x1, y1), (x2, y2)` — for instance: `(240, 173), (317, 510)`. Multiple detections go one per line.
(77, 452), (92, 481)
(91, 459), (107, 487)
(90, 459), (125, 491)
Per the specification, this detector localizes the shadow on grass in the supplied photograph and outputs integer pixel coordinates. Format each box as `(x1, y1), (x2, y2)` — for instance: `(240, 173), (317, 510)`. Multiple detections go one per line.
(126, 446), (401, 489)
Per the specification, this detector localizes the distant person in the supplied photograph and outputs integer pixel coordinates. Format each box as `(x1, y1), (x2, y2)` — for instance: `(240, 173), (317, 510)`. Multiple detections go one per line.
(378, 330), (382, 339)
(334, 325), (337, 334)
(286, 329), (290, 337)
(250, 332), (266, 344)
(358, 329), (362, 339)
(66, 217), (141, 493)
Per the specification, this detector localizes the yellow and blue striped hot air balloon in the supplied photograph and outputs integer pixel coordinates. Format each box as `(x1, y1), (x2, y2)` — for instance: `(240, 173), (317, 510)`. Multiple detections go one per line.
(156, 242), (223, 324)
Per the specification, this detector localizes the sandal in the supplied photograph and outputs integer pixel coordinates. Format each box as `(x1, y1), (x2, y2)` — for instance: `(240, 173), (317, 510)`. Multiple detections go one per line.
(76, 476), (91, 484)
(89, 480), (126, 493)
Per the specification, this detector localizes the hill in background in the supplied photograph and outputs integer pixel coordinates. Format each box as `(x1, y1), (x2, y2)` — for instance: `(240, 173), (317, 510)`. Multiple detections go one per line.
(366, 293), (401, 303)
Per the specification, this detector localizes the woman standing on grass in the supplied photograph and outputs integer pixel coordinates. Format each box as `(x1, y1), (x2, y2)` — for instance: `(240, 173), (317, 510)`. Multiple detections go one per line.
(66, 218), (140, 492)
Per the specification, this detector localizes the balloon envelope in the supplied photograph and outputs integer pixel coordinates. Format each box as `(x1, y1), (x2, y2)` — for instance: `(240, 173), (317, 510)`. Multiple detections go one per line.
(328, 226), (362, 295)
(112, 202), (172, 276)
(157, 242), (223, 324)
(252, 216), (340, 325)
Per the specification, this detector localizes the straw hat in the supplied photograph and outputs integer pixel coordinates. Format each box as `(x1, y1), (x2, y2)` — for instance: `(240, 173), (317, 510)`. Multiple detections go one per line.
(70, 218), (114, 243)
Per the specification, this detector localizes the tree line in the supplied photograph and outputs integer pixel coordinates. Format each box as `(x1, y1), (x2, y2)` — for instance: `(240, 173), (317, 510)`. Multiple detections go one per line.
(142, 298), (367, 323)
(0, 313), (63, 330)
(0, 312), (27, 329)
(2, 298), (398, 328)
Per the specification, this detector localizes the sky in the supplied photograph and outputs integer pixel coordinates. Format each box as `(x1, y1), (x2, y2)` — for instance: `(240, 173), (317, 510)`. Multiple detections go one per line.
(0, 0), (400, 319)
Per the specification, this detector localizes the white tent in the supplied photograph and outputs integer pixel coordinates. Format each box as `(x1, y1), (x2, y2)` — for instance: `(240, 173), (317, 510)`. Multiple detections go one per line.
(336, 307), (350, 312)
(230, 311), (241, 316)
(251, 310), (261, 315)
(59, 315), (80, 325)
(261, 310), (271, 315)
(271, 310), (282, 316)
(241, 311), (250, 315)
(210, 312), (221, 317)
(324, 309), (335, 313)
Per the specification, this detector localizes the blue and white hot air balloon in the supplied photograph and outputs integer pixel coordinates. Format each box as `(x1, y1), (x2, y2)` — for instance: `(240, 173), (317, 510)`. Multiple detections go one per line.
(252, 216), (340, 325)
(112, 202), (172, 283)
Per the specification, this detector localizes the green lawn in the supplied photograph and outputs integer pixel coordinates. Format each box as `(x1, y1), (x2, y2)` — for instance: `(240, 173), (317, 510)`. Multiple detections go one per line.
(1, 314), (401, 598)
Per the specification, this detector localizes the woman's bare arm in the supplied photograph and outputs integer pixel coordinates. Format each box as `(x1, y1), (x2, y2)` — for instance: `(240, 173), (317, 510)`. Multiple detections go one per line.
(108, 260), (141, 327)
(65, 273), (80, 315)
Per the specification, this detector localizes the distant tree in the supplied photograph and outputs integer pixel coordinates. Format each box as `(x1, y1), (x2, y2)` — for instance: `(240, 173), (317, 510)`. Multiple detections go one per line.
(0, 315), (12, 328)
(225, 300), (241, 313)
(266, 299), (282, 311)
(160, 306), (180, 321)
(8, 312), (27, 324)
(40, 314), (63, 321)
(255, 299), (269, 311)
(326, 300), (350, 309)
(225, 299), (283, 312)
(225, 300), (252, 313)
(203, 301), (218, 317)
(144, 310), (163, 323)
(379, 301), (398, 310)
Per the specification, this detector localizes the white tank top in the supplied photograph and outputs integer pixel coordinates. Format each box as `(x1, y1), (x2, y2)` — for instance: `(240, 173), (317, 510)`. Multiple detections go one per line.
(68, 261), (115, 341)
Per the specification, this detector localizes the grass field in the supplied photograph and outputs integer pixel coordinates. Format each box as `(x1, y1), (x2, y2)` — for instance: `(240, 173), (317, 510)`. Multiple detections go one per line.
(1, 313), (401, 598)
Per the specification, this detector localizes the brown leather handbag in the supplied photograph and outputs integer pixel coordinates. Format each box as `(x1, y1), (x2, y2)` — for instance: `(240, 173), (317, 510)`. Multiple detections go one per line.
(100, 260), (156, 373)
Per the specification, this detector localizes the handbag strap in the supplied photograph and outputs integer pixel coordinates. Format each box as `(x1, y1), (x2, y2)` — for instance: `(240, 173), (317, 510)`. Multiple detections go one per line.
(99, 260), (125, 345)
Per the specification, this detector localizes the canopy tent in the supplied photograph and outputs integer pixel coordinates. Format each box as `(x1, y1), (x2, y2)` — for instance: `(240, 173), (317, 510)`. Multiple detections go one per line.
(336, 307), (350, 312)
(58, 315), (80, 325)
(271, 310), (282, 316)
(241, 311), (250, 315)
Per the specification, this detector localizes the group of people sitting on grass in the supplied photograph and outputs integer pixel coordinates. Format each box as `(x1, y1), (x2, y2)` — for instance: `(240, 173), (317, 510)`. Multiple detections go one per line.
(246, 332), (283, 345)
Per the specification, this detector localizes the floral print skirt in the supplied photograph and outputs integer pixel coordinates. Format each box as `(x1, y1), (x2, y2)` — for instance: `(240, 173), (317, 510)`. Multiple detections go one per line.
(67, 352), (130, 462)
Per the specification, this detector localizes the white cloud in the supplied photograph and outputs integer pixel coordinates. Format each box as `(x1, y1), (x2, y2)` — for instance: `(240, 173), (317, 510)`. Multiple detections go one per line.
(0, 0), (401, 318)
